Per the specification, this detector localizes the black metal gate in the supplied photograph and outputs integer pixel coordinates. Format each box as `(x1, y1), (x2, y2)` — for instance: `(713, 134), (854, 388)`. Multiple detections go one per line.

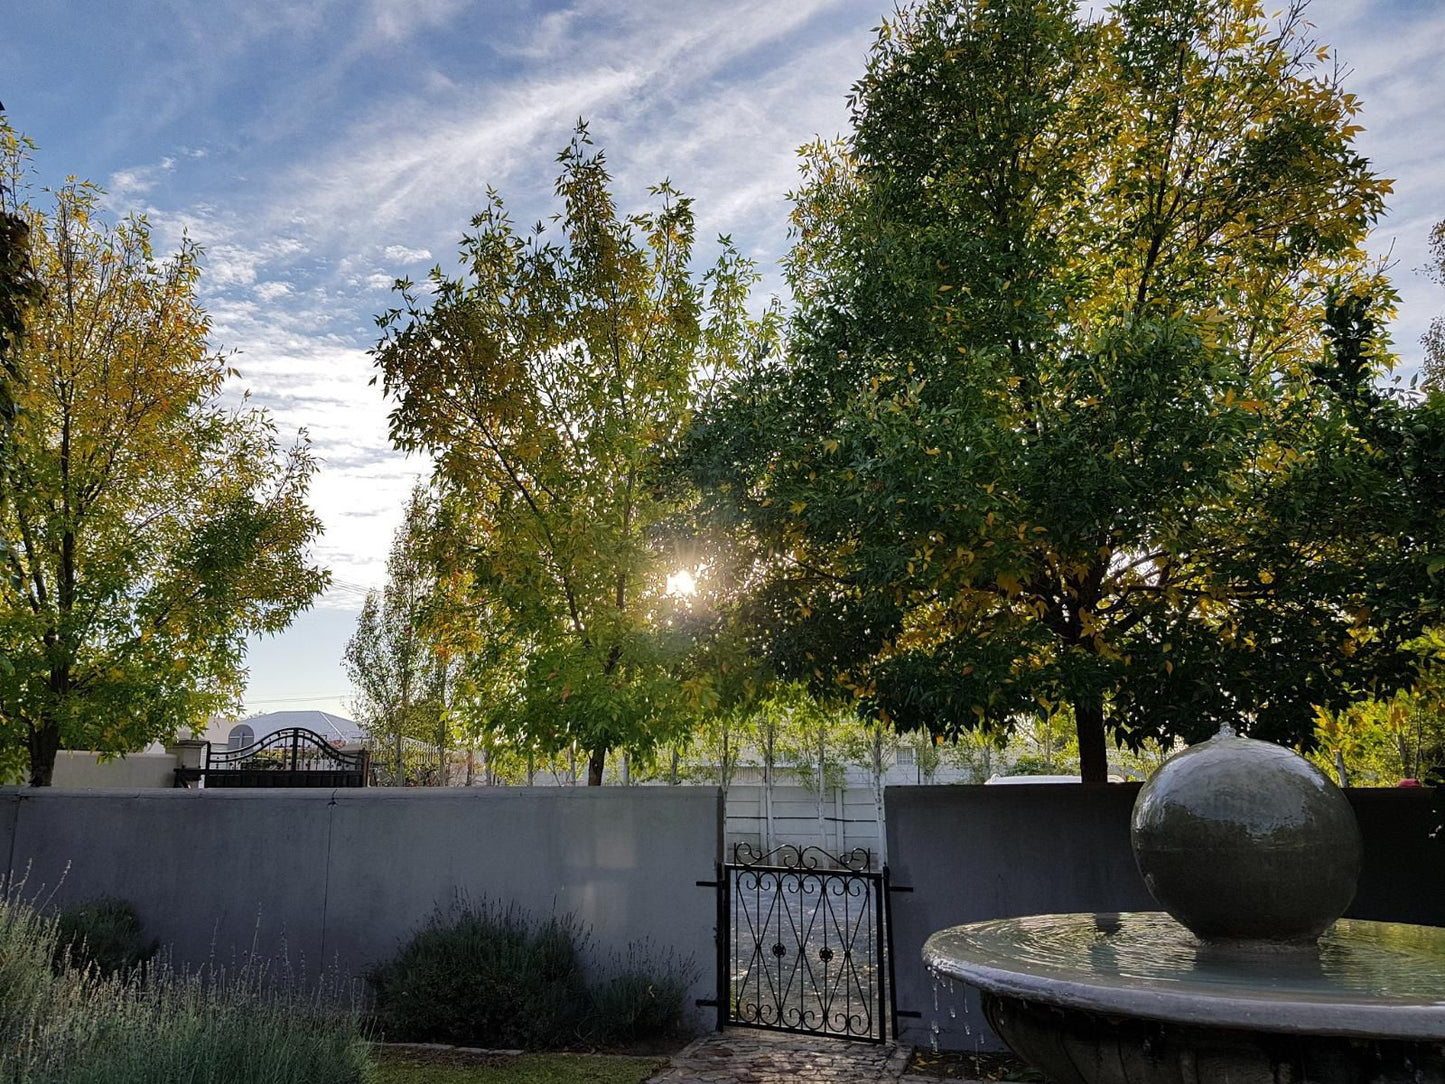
(711, 843), (895, 1043)
(174, 727), (370, 788)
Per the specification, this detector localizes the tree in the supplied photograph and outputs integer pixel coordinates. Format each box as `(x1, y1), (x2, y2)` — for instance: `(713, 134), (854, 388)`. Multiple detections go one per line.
(683, 703), (746, 808)
(686, 0), (1442, 781)
(344, 484), (454, 785)
(1424, 219), (1445, 392)
(373, 125), (775, 784)
(0, 138), (327, 785)
(836, 712), (904, 863)
(1310, 629), (1445, 787)
(0, 123), (44, 671)
(0, 124), (40, 452)
(777, 691), (850, 852)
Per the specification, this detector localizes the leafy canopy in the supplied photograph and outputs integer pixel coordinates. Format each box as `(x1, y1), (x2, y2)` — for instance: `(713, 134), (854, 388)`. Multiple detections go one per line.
(684, 0), (1443, 780)
(373, 125), (776, 783)
(0, 127), (327, 784)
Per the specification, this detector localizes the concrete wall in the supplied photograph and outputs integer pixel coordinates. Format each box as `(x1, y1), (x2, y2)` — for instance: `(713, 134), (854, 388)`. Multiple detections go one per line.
(0, 786), (723, 1021)
(883, 784), (1445, 1051)
(50, 751), (178, 789)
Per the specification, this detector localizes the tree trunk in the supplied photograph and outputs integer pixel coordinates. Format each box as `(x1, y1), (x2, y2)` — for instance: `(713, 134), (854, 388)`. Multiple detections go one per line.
(27, 720), (61, 787)
(816, 721), (828, 851)
(871, 726), (887, 866)
(30, 655), (71, 786)
(718, 727), (730, 812)
(1074, 695), (1109, 784)
(587, 746), (606, 786)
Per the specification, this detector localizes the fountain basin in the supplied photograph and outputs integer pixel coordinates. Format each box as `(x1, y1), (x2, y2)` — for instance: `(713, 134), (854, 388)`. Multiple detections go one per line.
(924, 912), (1445, 1083)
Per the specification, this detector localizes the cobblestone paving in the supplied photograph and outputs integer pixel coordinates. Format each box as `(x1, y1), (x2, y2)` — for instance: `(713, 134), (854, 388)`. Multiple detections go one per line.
(645, 1028), (983, 1083)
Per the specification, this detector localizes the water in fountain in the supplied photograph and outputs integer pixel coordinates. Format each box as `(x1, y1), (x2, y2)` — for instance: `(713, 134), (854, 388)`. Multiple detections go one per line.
(923, 724), (1445, 1084)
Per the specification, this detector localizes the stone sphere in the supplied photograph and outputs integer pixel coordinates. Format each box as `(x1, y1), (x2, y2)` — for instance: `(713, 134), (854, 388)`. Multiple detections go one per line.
(1131, 724), (1362, 943)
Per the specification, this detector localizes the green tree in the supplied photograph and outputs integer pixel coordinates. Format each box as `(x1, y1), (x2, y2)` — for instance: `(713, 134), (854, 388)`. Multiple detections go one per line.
(686, 0), (1441, 781)
(0, 123), (44, 671)
(1310, 629), (1445, 787)
(373, 125), (775, 785)
(344, 484), (455, 785)
(0, 124), (40, 452)
(0, 145), (326, 785)
(1424, 219), (1445, 392)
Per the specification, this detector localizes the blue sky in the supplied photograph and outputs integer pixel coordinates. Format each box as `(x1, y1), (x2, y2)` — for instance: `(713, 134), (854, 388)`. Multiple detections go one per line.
(5, 0), (1443, 722)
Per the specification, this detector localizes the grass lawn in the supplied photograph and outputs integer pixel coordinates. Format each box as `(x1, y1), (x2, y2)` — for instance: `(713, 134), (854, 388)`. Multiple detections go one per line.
(371, 1048), (667, 1084)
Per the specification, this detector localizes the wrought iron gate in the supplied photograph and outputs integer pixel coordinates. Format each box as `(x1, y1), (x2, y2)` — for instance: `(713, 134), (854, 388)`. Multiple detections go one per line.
(711, 843), (895, 1043)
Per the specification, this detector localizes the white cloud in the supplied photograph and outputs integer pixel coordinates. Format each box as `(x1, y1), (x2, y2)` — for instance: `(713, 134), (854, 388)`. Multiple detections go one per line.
(113, 0), (879, 618)
(106, 165), (163, 206)
(253, 280), (292, 301)
(1313, 2), (1445, 376)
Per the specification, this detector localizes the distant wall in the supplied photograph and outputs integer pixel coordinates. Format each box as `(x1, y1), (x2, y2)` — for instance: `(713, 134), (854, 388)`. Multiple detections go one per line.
(884, 784), (1445, 1051)
(0, 787), (723, 1022)
(724, 784), (884, 859)
(51, 751), (178, 789)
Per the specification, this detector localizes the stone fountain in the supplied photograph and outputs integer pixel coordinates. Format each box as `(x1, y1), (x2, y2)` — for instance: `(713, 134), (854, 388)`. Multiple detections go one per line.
(923, 724), (1445, 1083)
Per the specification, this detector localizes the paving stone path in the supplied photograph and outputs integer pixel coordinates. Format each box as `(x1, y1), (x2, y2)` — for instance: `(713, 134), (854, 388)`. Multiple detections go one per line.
(645, 1028), (982, 1084)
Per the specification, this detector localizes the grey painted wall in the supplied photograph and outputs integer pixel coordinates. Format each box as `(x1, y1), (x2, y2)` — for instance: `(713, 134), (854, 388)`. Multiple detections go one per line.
(884, 784), (1445, 1052)
(885, 784), (1153, 1051)
(8, 779), (1437, 1053)
(2, 786), (723, 1021)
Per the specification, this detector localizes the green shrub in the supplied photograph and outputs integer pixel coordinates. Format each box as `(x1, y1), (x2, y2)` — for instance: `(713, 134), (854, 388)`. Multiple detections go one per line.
(367, 900), (590, 1049)
(52, 898), (158, 979)
(50, 988), (372, 1084)
(588, 945), (692, 1046)
(368, 900), (695, 1050)
(0, 888), (370, 1084)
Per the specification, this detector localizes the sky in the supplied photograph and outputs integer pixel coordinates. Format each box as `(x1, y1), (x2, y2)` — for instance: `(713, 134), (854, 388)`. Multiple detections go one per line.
(4, 0), (1443, 722)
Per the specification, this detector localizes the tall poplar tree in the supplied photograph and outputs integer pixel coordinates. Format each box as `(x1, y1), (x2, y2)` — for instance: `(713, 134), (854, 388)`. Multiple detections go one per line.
(373, 126), (776, 784)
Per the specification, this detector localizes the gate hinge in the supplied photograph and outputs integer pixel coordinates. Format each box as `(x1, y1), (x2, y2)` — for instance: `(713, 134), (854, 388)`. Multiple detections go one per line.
(694, 998), (719, 1008)
(896, 1009), (923, 1019)
(887, 884), (913, 893)
(696, 880), (721, 888)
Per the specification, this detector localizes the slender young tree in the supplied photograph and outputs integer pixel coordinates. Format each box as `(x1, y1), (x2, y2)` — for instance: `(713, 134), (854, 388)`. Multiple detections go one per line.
(344, 484), (450, 785)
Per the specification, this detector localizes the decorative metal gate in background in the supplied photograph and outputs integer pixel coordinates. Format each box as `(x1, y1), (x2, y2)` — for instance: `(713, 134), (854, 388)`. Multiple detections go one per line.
(707, 843), (895, 1043)
(174, 727), (370, 788)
